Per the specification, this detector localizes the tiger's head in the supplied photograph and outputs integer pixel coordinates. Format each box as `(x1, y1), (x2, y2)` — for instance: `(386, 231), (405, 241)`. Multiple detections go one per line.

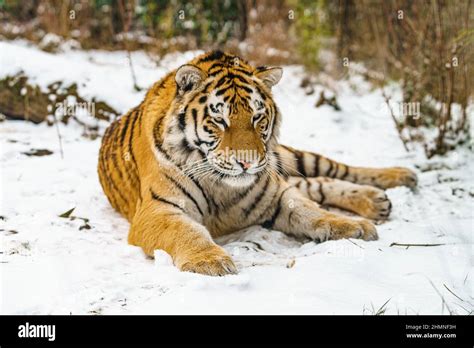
(169, 51), (283, 187)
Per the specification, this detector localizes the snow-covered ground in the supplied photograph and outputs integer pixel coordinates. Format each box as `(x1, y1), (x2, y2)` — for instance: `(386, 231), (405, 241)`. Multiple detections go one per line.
(1, 40), (473, 315)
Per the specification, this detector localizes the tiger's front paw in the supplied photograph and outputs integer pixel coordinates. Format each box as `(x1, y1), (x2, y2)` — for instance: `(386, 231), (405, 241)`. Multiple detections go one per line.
(177, 245), (237, 276)
(312, 214), (378, 241)
(374, 167), (418, 190)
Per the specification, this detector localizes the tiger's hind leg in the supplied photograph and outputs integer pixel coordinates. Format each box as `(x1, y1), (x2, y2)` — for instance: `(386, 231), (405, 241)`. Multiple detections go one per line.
(287, 176), (392, 220)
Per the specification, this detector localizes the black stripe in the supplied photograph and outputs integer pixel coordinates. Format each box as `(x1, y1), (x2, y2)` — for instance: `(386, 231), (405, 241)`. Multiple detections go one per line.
(119, 112), (133, 145)
(208, 62), (223, 70)
(232, 67), (253, 76)
(164, 173), (204, 216)
(202, 81), (214, 94)
(110, 120), (128, 182)
(305, 179), (318, 202)
(150, 189), (184, 212)
(98, 155), (121, 212)
(103, 155), (129, 211)
(181, 137), (194, 152)
(262, 186), (292, 229)
(153, 116), (172, 161)
(198, 50), (224, 63)
(216, 85), (232, 96)
(211, 66), (253, 77)
(341, 164), (349, 180)
(110, 153), (123, 180)
(254, 85), (267, 100)
(288, 211), (295, 225)
(202, 105), (211, 120)
(187, 175), (212, 214)
(208, 70), (224, 77)
(304, 178), (312, 199)
(214, 75), (229, 89)
(325, 159), (333, 177)
(137, 108), (143, 136)
(202, 125), (215, 134)
(314, 155), (320, 177)
(127, 111), (141, 200)
(101, 132), (129, 209)
(214, 118), (227, 129)
(207, 194), (219, 214)
(185, 88), (204, 106)
(227, 72), (252, 85)
(235, 82), (253, 94)
(332, 163), (339, 178)
(269, 106), (277, 136)
(295, 150), (306, 177)
(242, 176), (270, 217)
(178, 112), (186, 130)
(192, 109), (200, 141)
(208, 63), (224, 75)
(225, 173), (265, 207)
(128, 112), (139, 168)
(318, 182), (325, 204)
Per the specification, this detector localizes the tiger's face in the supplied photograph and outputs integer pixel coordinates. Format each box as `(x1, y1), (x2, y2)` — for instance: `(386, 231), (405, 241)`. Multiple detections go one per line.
(171, 57), (282, 187)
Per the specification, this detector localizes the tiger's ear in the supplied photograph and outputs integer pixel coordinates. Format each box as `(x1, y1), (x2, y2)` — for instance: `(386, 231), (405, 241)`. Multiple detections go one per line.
(175, 64), (206, 94)
(255, 67), (283, 88)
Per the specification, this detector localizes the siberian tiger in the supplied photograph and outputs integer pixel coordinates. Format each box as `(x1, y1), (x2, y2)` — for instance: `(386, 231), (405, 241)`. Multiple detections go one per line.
(98, 51), (417, 276)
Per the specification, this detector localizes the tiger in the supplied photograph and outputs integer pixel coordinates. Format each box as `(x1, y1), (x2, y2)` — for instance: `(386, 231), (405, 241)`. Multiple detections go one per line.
(98, 50), (417, 276)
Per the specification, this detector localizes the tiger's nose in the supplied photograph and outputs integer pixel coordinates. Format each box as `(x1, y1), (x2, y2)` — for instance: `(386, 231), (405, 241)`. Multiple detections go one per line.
(237, 159), (252, 170)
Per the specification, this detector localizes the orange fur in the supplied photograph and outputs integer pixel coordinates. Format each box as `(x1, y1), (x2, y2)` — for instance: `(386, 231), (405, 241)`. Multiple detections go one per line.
(98, 51), (417, 276)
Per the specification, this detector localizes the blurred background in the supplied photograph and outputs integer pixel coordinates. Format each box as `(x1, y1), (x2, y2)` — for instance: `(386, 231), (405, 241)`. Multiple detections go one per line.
(0, 0), (472, 157)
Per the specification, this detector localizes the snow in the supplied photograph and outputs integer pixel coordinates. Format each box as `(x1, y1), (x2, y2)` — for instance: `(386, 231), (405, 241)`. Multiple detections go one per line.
(1, 40), (473, 315)
(0, 40), (198, 112)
